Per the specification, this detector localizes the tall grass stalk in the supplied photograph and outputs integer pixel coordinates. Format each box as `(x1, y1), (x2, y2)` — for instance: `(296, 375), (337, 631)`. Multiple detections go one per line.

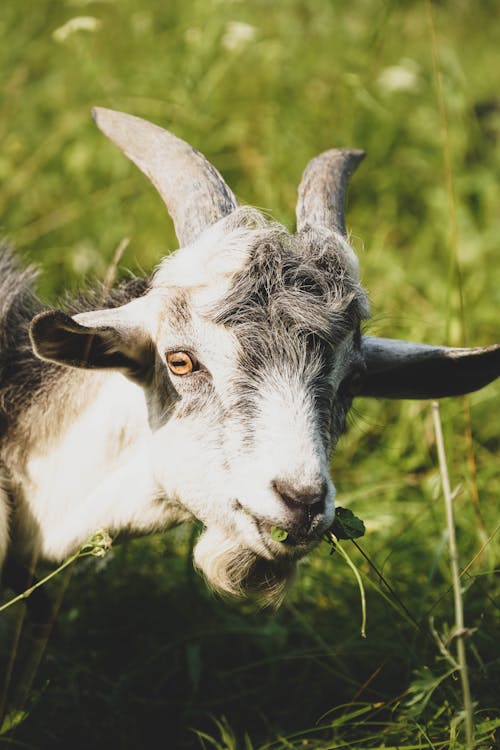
(425, 0), (487, 550)
(1, 2), (498, 745)
(431, 402), (473, 749)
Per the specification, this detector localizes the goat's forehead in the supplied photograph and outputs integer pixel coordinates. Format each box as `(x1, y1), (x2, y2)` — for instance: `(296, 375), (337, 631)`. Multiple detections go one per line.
(153, 212), (258, 300)
(152, 207), (366, 309)
(150, 208), (368, 363)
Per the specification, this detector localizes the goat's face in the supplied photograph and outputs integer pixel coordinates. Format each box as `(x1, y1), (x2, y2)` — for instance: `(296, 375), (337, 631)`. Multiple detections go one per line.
(142, 210), (369, 601)
(31, 209), (368, 602)
(30, 109), (500, 603)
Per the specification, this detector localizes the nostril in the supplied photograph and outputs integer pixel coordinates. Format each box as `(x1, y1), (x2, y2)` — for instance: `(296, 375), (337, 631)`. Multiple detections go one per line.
(271, 477), (328, 518)
(310, 498), (325, 518)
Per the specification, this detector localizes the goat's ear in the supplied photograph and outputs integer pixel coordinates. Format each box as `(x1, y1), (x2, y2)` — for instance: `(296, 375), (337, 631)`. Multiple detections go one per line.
(356, 336), (500, 399)
(30, 299), (153, 380)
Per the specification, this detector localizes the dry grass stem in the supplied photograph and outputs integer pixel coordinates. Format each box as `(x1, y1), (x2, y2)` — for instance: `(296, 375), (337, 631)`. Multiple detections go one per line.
(432, 401), (474, 749)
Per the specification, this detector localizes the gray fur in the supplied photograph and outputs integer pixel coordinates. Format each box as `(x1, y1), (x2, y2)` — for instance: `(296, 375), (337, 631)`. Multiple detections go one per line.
(0, 111), (498, 605)
(209, 220), (367, 445)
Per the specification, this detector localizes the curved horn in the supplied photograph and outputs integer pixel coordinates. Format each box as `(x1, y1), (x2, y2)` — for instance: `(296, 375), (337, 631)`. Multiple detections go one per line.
(92, 107), (238, 247)
(296, 149), (365, 236)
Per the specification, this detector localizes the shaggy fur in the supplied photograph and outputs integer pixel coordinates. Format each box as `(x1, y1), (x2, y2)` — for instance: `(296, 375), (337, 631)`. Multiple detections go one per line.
(1, 120), (496, 607)
(0, 209), (363, 604)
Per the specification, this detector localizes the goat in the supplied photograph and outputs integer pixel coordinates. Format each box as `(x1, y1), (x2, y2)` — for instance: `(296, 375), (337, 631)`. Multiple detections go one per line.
(1, 108), (498, 604)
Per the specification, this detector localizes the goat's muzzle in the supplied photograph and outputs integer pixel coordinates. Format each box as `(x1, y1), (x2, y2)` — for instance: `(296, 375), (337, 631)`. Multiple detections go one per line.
(270, 476), (328, 534)
(235, 473), (331, 555)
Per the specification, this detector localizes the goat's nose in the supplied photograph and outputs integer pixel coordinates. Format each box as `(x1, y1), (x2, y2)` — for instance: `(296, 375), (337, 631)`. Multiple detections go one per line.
(271, 477), (328, 529)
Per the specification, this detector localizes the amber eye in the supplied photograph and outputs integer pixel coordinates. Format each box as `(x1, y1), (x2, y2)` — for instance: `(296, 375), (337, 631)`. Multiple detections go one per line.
(166, 351), (195, 376)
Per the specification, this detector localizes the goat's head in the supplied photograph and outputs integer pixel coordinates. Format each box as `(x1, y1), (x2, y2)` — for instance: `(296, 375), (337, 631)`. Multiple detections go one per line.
(30, 109), (500, 603)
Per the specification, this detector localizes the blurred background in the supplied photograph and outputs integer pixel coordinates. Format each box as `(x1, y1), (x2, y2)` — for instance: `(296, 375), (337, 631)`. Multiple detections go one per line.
(1, 1), (499, 748)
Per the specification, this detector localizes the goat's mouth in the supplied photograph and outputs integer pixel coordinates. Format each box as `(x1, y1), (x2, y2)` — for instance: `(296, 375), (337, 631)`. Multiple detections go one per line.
(234, 501), (322, 557)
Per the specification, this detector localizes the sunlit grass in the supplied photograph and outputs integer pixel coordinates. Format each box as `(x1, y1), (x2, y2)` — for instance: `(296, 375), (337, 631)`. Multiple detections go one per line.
(0, 0), (499, 748)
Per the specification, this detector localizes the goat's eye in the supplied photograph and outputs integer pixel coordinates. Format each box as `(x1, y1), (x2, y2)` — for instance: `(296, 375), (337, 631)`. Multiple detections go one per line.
(166, 351), (196, 376)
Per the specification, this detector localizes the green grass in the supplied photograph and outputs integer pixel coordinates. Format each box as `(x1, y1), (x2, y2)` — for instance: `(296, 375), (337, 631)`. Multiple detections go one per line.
(1, 0), (499, 748)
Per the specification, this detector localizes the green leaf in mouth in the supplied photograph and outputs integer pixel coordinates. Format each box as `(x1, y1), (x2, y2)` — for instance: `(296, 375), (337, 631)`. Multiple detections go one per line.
(270, 526), (289, 542)
(329, 507), (365, 540)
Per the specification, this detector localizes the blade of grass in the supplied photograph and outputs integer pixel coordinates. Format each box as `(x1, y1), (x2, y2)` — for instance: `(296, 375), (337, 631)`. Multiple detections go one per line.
(325, 533), (366, 639)
(431, 402), (474, 749)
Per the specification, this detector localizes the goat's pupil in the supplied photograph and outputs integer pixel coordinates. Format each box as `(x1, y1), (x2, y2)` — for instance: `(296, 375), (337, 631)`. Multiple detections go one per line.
(167, 351), (193, 374)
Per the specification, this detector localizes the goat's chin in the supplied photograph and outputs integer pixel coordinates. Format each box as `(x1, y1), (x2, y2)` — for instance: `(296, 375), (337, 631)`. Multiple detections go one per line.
(193, 527), (296, 607)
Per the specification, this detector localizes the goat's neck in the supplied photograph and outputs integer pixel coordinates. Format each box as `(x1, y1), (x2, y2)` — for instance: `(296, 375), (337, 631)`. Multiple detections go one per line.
(9, 370), (187, 562)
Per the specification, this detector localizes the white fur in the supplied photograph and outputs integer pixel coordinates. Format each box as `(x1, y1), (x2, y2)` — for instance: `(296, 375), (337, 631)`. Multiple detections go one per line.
(154, 210), (268, 297)
(3, 210), (360, 603)
(20, 374), (149, 558)
(333, 230), (361, 281)
(229, 370), (335, 530)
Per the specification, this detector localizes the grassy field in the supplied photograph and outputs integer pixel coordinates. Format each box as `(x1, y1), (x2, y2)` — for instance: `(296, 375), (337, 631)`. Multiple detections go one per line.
(1, 0), (499, 748)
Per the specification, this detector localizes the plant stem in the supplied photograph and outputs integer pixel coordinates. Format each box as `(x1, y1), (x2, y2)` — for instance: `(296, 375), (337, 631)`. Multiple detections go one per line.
(352, 539), (423, 634)
(0, 554), (79, 613)
(328, 534), (366, 638)
(432, 402), (474, 749)
(0, 529), (111, 614)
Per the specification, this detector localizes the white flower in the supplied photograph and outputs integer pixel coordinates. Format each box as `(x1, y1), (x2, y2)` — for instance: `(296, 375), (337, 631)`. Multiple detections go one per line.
(377, 60), (420, 93)
(52, 16), (102, 43)
(222, 21), (257, 52)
